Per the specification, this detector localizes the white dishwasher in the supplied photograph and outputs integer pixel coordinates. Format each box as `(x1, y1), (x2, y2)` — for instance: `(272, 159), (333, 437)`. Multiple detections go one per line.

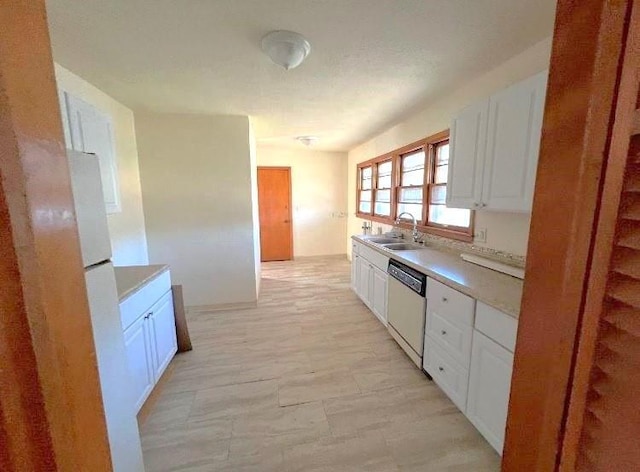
(387, 259), (427, 369)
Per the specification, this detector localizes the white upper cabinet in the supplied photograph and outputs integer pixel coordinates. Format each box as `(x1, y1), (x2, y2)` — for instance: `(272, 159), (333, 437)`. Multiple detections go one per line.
(482, 71), (548, 212)
(447, 99), (489, 209)
(60, 91), (122, 214)
(447, 70), (548, 213)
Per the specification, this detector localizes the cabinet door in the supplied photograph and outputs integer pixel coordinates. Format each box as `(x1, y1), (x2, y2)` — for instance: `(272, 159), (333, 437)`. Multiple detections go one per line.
(351, 253), (360, 291)
(371, 266), (388, 325)
(65, 93), (121, 213)
(466, 330), (514, 454)
(447, 98), (489, 209)
(482, 70), (548, 212)
(148, 291), (178, 382)
(123, 315), (155, 412)
(357, 257), (372, 307)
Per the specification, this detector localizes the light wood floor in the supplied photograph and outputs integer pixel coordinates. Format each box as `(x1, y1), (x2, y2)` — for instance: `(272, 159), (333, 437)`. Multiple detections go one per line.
(140, 255), (500, 471)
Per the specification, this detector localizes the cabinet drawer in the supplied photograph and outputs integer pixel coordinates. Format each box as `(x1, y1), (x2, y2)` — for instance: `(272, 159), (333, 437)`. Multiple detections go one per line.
(426, 278), (475, 327)
(425, 308), (473, 368)
(359, 244), (389, 272)
(352, 241), (359, 255)
(475, 302), (518, 352)
(120, 270), (171, 330)
(423, 341), (469, 412)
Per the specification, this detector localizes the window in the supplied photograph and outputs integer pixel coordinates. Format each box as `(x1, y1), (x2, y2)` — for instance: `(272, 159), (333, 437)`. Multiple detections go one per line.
(357, 165), (373, 214)
(374, 160), (393, 216)
(397, 148), (426, 223)
(356, 131), (473, 241)
(427, 140), (471, 228)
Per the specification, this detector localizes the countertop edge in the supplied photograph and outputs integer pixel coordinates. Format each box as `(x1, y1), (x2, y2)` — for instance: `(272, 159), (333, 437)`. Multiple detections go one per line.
(115, 264), (170, 302)
(351, 235), (521, 319)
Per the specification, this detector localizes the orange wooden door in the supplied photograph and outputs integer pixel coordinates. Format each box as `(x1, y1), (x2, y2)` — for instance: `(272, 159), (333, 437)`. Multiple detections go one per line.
(258, 167), (293, 261)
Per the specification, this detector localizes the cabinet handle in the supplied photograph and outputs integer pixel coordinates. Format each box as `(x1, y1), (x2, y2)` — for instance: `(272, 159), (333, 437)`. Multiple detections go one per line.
(145, 311), (153, 320)
(441, 330), (447, 336)
(442, 297), (448, 303)
(480, 202), (487, 208)
(438, 366), (445, 372)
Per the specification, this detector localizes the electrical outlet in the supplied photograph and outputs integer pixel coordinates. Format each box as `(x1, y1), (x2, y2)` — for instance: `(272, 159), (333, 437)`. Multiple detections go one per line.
(474, 228), (487, 243)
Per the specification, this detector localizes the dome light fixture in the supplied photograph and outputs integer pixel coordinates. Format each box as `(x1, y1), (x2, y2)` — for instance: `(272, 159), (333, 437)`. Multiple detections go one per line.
(261, 30), (311, 70)
(296, 136), (319, 147)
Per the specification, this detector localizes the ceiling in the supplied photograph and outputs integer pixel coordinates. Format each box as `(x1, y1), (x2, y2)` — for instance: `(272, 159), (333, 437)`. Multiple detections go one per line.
(46, 0), (557, 151)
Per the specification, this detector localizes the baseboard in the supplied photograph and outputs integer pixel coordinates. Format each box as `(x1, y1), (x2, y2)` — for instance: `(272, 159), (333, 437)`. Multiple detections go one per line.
(187, 301), (258, 313)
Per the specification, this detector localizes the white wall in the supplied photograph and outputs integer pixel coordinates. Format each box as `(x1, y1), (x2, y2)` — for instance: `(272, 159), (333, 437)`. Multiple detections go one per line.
(136, 113), (259, 307)
(249, 122), (261, 294)
(54, 64), (149, 266)
(347, 37), (553, 258)
(257, 145), (348, 257)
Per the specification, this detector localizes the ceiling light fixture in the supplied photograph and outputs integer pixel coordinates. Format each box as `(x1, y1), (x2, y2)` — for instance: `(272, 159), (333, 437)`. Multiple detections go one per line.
(261, 30), (311, 70)
(296, 136), (319, 147)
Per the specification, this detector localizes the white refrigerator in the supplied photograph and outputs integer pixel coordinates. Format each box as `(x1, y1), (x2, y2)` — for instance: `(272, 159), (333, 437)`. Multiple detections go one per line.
(68, 150), (145, 472)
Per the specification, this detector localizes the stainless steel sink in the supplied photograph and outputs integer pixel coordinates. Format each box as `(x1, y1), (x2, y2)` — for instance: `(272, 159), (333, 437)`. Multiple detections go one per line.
(380, 242), (423, 251)
(366, 237), (401, 244)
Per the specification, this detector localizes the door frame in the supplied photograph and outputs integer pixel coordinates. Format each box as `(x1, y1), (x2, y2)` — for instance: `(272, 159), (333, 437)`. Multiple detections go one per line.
(0, 1), (112, 470)
(503, 0), (635, 470)
(257, 166), (294, 261)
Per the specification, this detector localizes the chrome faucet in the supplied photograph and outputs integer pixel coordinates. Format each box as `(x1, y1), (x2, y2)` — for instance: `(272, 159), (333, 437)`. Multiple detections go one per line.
(396, 212), (420, 242)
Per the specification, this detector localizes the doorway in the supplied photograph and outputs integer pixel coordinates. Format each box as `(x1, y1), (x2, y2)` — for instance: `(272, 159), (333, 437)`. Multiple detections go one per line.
(257, 167), (293, 261)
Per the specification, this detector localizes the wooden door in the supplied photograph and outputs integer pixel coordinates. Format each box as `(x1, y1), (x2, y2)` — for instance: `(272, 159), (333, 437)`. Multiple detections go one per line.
(503, 1), (640, 470)
(482, 70), (547, 212)
(447, 98), (489, 209)
(0, 2), (113, 470)
(258, 167), (293, 261)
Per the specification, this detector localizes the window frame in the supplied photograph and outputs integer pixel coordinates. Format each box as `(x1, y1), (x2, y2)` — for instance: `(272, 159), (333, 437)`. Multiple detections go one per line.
(355, 130), (474, 242)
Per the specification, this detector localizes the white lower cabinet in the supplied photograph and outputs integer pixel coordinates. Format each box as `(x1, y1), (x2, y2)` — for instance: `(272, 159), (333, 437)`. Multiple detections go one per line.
(123, 314), (155, 412)
(423, 341), (469, 411)
(121, 273), (177, 413)
(351, 240), (389, 326)
(357, 256), (373, 305)
(466, 330), (514, 454)
(371, 266), (388, 325)
(148, 291), (179, 381)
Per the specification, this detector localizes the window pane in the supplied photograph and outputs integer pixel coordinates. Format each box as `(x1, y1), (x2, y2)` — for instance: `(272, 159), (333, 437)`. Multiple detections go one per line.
(359, 201), (372, 213)
(376, 189), (391, 203)
(397, 203), (422, 222)
(436, 143), (449, 166)
(402, 169), (424, 186)
(377, 161), (392, 190)
(398, 187), (423, 203)
(361, 166), (372, 190)
(429, 205), (471, 227)
(375, 202), (391, 216)
(430, 185), (446, 204)
(434, 165), (448, 184)
(402, 150), (425, 171)
(378, 175), (392, 189)
(360, 190), (371, 202)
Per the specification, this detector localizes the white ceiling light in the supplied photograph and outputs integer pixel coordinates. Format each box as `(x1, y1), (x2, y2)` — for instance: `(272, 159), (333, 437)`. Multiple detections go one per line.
(296, 136), (319, 147)
(261, 30), (311, 70)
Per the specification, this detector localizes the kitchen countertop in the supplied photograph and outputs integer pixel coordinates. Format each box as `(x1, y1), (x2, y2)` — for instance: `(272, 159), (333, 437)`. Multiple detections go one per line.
(352, 235), (523, 319)
(114, 264), (170, 301)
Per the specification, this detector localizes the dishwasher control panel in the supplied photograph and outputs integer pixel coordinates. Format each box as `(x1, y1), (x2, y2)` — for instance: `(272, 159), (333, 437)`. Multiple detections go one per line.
(388, 259), (426, 296)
